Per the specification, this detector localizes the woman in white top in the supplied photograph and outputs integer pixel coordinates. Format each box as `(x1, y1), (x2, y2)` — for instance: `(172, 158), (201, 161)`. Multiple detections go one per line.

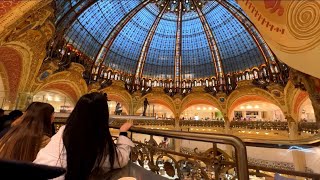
(34, 92), (134, 180)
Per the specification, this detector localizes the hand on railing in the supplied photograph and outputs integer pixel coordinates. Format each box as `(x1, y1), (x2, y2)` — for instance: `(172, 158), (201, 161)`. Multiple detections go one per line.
(120, 122), (133, 132)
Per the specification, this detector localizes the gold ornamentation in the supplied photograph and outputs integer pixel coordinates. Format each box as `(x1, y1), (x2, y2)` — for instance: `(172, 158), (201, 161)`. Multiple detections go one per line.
(287, 0), (320, 40)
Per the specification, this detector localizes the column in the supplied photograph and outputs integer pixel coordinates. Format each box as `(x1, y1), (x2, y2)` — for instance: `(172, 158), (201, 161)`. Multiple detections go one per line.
(242, 111), (246, 119)
(288, 120), (307, 172)
(258, 111), (262, 120)
(224, 115), (233, 158)
(15, 92), (33, 110)
(174, 113), (181, 130)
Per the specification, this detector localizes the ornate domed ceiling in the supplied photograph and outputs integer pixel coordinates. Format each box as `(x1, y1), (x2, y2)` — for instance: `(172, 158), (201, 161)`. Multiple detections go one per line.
(54, 0), (277, 82)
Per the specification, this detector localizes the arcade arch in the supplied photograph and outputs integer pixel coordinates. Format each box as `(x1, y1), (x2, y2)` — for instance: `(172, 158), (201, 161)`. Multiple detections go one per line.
(33, 90), (74, 113)
(180, 104), (223, 120)
(231, 101), (284, 121)
(135, 103), (174, 119)
(299, 98), (316, 122)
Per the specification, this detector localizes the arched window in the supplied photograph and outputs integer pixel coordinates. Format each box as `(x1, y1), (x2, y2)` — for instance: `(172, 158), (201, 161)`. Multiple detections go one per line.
(245, 72), (250, 80)
(148, 79), (152, 87)
(274, 65), (279, 73)
(107, 71), (112, 79)
(253, 70), (259, 79)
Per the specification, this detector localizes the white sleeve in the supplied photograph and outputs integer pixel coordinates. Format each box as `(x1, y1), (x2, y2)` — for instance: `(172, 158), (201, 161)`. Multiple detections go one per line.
(103, 135), (135, 169)
(34, 126), (66, 168)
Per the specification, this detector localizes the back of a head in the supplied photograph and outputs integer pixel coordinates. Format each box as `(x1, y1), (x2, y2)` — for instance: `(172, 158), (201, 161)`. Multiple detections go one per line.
(63, 92), (114, 180)
(0, 108), (4, 117)
(8, 110), (23, 121)
(0, 102), (54, 161)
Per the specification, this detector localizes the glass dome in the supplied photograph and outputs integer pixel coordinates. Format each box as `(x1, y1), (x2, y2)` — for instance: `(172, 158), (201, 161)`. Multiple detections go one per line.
(55, 0), (277, 83)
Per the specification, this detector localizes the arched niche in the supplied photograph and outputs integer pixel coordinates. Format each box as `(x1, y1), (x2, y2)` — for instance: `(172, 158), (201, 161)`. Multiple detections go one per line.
(180, 93), (222, 114)
(33, 90), (74, 113)
(299, 98), (316, 122)
(180, 104), (223, 121)
(0, 67), (8, 110)
(135, 93), (176, 117)
(0, 46), (23, 101)
(101, 89), (132, 115)
(231, 101), (284, 121)
(135, 103), (174, 119)
(107, 101), (129, 116)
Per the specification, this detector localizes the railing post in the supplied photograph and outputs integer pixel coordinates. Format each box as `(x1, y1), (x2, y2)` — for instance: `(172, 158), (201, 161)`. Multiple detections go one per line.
(224, 117), (234, 158)
(288, 120), (307, 174)
(174, 115), (181, 131)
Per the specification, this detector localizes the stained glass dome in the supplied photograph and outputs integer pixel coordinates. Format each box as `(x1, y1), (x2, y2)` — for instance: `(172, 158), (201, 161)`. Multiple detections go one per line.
(54, 0), (280, 87)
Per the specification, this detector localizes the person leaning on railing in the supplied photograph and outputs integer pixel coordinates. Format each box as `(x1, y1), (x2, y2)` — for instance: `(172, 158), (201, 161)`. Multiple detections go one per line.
(34, 92), (134, 180)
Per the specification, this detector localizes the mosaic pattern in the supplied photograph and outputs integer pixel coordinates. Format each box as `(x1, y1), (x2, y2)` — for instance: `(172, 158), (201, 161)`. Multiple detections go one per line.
(0, 0), (21, 17)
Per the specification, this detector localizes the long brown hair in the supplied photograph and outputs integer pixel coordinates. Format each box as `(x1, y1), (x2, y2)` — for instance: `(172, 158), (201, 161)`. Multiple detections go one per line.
(0, 102), (54, 161)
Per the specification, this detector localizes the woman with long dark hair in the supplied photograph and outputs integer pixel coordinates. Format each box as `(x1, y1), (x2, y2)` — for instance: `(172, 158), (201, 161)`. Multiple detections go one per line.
(34, 92), (134, 180)
(0, 102), (54, 161)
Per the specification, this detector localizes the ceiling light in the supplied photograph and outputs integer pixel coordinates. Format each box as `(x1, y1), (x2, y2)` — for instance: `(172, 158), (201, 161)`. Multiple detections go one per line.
(246, 105), (252, 109)
(208, 107), (212, 110)
(175, 8), (178, 11)
(191, 6), (194, 9)
(173, 0), (176, 3)
(254, 105), (259, 109)
(161, 4), (164, 6)
(199, 2), (202, 5)
(240, 106), (245, 109)
(47, 96), (53, 101)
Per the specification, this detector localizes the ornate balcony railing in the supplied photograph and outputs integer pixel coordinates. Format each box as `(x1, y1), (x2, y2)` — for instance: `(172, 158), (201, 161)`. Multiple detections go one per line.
(110, 125), (249, 180)
(53, 117), (320, 134)
(180, 120), (225, 128)
(230, 121), (289, 131)
(52, 118), (320, 179)
(299, 122), (320, 134)
(110, 126), (320, 180)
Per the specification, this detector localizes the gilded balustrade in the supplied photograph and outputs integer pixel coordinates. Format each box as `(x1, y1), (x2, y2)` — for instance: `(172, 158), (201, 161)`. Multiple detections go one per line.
(52, 118), (320, 179)
(110, 126), (248, 180)
(53, 117), (320, 135)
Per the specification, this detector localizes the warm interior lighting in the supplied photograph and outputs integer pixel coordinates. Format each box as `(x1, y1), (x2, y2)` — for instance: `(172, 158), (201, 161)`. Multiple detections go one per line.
(47, 96), (53, 101)
(240, 106), (245, 110)
(246, 105), (253, 109)
(254, 105), (259, 109)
